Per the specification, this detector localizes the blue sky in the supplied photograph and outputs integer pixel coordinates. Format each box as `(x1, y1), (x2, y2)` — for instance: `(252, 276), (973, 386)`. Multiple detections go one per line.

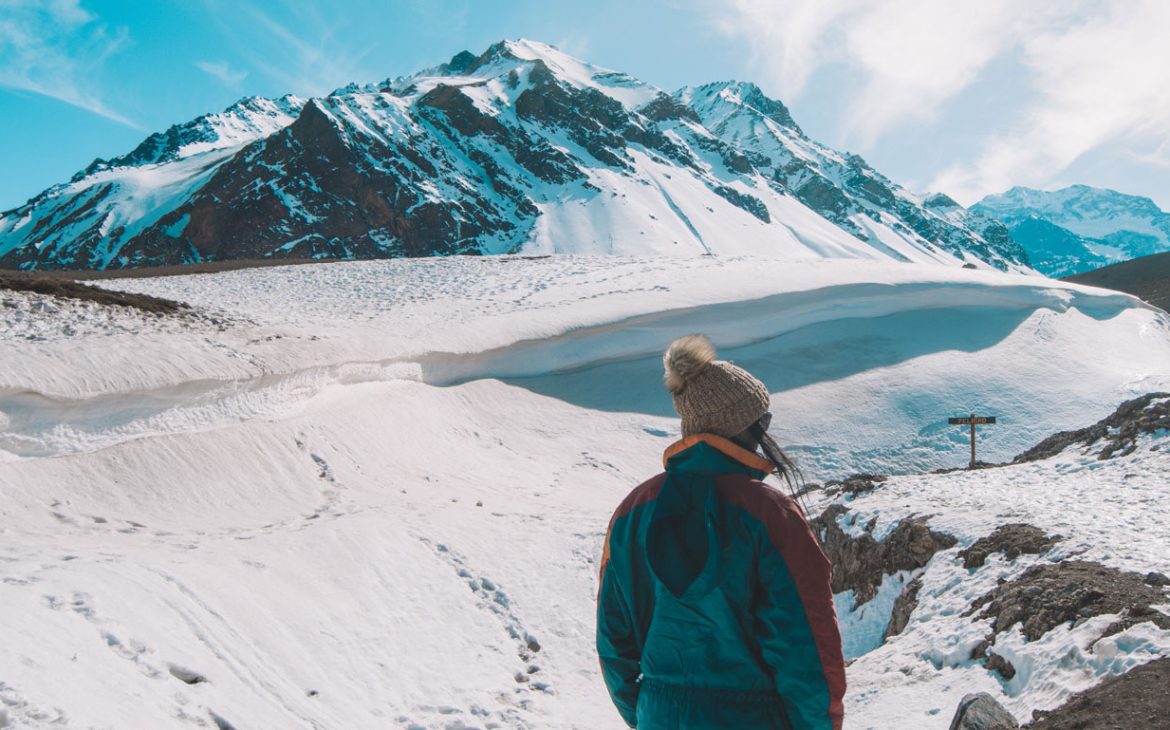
(2, 0), (1168, 211)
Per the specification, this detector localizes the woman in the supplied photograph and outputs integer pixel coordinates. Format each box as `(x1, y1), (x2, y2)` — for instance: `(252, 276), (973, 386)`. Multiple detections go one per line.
(596, 334), (845, 729)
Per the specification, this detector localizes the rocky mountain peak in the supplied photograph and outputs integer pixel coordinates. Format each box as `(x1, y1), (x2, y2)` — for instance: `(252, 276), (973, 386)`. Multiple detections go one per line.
(677, 81), (803, 135)
(1, 39), (1032, 271)
(74, 94), (306, 181)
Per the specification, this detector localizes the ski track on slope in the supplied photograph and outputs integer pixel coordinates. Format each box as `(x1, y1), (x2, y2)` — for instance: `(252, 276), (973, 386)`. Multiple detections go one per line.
(650, 178), (711, 254)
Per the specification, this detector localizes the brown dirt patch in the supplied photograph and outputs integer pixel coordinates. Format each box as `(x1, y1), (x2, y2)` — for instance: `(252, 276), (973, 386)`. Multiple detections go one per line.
(0, 271), (187, 314)
(14, 257), (332, 281)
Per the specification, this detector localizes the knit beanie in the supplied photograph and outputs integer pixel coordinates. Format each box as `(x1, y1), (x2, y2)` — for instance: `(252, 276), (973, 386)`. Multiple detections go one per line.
(663, 334), (771, 438)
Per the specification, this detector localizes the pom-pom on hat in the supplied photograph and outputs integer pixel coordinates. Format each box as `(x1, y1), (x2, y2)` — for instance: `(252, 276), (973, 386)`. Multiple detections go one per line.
(663, 334), (771, 438)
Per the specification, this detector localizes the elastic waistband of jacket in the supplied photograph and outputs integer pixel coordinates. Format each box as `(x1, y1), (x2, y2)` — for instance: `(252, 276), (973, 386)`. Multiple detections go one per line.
(639, 677), (780, 704)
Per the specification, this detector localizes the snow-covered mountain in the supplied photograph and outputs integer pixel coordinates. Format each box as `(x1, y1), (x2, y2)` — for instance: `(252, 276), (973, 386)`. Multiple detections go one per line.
(973, 185), (1170, 277)
(0, 40), (1026, 271)
(1, 256), (1168, 727)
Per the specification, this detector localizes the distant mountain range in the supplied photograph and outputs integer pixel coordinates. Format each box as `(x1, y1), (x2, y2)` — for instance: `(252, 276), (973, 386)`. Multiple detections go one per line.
(0, 39), (1028, 271)
(973, 185), (1170, 277)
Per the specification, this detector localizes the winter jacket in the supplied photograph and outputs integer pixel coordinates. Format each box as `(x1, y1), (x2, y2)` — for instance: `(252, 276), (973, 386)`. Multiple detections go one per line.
(597, 434), (845, 729)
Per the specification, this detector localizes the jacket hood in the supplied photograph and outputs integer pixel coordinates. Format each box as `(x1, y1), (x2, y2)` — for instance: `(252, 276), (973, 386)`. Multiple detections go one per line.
(646, 435), (771, 599)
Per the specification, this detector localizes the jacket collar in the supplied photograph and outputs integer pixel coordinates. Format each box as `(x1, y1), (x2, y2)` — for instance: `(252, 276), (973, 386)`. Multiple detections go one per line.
(662, 434), (773, 479)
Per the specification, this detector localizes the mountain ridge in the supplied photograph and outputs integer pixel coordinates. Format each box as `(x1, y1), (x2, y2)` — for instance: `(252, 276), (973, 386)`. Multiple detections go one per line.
(973, 184), (1170, 277)
(1, 39), (1027, 271)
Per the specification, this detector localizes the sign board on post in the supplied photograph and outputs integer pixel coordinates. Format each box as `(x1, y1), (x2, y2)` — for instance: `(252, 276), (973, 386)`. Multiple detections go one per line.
(948, 413), (998, 468)
(949, 417), (997, 425)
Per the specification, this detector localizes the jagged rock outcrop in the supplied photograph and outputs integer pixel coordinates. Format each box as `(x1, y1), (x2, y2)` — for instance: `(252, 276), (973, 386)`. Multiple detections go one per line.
(959, 524), (1063, 569)
(1013, 393), (1170, 463)
(822, 473), (887, 499)
(885, 574), (923, 638)
(966, 560), (1170, 644)
(813, 501), (957, 605)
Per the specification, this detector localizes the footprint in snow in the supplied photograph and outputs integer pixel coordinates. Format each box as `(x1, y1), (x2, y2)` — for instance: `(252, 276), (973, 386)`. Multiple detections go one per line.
(421, 537), (552, 698)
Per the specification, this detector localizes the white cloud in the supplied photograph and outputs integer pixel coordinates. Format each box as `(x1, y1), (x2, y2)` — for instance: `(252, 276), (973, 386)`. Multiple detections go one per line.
(931, 0), (1170, 203)
(714, 0), (862, 100)
(716, 0), (1170, 202)
(718, 1), (1079, 141)
(196, 59), (248, 87)
(199, 0), (373, 96)
(0, 0), (139, 127)
(839, 1), (1065, 145)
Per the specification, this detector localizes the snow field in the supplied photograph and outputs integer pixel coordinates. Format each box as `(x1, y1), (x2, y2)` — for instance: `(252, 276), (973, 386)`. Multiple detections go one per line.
(2, 255), (1170, 728)
(0, 377), (665, 728)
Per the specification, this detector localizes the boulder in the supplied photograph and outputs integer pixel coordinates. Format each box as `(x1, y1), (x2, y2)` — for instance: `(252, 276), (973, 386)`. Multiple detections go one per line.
(949, 692), (1019, 730)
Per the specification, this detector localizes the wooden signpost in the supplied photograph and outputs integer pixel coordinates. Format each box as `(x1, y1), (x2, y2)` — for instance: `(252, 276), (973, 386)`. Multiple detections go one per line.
(948, 414), (997, 469)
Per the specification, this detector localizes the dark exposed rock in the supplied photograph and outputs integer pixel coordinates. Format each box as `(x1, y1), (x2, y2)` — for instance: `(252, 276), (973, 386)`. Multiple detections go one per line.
(440, 41), (517, 77)
(986, 652), (1017, 680)
(80, 95), (304, 173)
(710, 185), (770, 222)
(970, 640), (990, 660)
(813, 503), (957, 606)
(931, 460), (1001, 474)
(639, 93), (701, 124)
(516, 60), (633, 170)
(1024, 658), (1170, 729)
(418, 83), (583, 184)
(925, 193), (961, 210)
(1013, 393), (1170, 463)
(823, 473), (887, 499)
(687, 134), (756, 175)
(843, 155), (897, 209)
(966, 560), (1170, 642)
(167, 664), (207, 685)
(796, 175), (852, 223)
(442, 50), (479, 75)
(885, 574), (923, 638)
(1145, 571), (1170, 586)
(209, 712), (239, 730)
(959, 524), (1063, 569)
(125, 94), (536, 265)
(949, 692), (1019, 730)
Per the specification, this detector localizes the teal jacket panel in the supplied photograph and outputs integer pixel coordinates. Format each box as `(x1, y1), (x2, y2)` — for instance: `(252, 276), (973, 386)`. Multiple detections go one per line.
(597, 435), (845, 730)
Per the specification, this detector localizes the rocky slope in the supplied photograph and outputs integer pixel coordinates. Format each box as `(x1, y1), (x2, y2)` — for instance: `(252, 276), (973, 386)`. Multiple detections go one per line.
(973, 185), (1170, 277)
(0, 40), (1026, 271)
(1064, 249), (1170, 313)
(815, 393), (1170, 726)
